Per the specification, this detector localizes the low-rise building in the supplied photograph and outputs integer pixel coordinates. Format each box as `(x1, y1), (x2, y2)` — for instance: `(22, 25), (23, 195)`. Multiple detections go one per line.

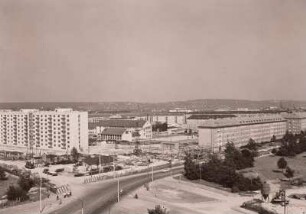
(198, 115), (286, 152)
(100, 127), (133, 142)
(89, 119), (152, 140)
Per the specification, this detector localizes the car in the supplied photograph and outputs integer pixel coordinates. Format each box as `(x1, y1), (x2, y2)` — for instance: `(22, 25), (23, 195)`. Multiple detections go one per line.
(25, 161), (35, 169)
(48, 171), (58, 176)
(74, 172), (85, 177)
(55, 168), (64, 173)
(43, 168), (49, 174)
(161, 168), (170, 173)
(44, 162), (50, 167)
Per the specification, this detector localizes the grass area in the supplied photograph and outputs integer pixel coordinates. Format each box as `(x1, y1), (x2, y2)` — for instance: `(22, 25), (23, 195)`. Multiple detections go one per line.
(254, 152), (306, 181)
(155, 184), (216, 203)
(0, 174), (19, 197)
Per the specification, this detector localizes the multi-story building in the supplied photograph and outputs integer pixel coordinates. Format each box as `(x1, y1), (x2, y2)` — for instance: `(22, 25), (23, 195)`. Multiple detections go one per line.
(198, 115), (286, 152)
(0, 109), (88, 155)
(282, 112), (306, 134)
(135, 113), (187, 126)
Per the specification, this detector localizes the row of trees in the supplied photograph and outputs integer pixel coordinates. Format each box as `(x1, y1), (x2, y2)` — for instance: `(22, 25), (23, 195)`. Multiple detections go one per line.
(184, 142), (262, 192)
(274, 131), (306, 157)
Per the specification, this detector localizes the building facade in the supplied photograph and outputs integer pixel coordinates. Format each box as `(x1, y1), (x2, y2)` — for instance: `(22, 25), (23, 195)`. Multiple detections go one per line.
(282, 112), (306, 134)
(0, 109), (88, 155)
(187, 114), (237, 131)
(89, 119), (152, 140)
(198, 115), (287, 152)
(100, 127), (133, 142)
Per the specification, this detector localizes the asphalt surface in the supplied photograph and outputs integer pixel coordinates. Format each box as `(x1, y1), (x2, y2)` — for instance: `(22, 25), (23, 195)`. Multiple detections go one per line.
(49, 167), (184, 214)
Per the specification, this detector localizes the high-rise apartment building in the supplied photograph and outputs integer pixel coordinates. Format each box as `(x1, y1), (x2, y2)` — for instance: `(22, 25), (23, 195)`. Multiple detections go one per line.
(0, 108), (88, 155)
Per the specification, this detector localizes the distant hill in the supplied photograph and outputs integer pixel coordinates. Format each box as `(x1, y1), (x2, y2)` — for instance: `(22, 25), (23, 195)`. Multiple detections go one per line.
(0, 99), (305, 113)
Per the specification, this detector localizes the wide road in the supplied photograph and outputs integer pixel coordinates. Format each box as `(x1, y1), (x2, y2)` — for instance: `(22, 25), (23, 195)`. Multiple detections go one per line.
(49, 167), (184, 214)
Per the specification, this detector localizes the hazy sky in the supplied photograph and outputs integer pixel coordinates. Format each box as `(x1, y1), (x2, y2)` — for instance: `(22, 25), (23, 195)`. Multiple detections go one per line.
(0, 0), (305, 102)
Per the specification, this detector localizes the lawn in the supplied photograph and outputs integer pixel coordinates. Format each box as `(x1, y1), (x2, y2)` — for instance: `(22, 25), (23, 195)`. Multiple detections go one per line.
(0, 174), (19, 197)
(253, 152), (306, 181)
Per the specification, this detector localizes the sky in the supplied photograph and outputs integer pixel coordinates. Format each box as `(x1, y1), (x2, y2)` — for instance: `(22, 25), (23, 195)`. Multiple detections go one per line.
(0, 0), (305, 102)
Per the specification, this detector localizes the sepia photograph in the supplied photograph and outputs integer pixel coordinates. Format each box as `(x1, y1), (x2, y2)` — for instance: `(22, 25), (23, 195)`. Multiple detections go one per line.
(0, 0), (306, 213)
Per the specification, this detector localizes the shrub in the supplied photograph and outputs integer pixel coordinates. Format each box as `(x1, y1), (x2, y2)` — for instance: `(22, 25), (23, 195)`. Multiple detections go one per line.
(148, 205), (169, 214)
(277, 157), (287, 171)
(284, 166), (295, 178)
(0, 167), (7, 180)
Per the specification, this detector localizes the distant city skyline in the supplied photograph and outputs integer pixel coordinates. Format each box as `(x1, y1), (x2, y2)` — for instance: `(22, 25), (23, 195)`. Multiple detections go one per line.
(0, 0), (305, 102)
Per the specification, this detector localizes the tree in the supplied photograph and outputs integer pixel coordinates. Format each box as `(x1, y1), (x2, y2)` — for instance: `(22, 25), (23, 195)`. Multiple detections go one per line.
(277, 157), (287, 172)
(184, 153), (199, 180)
(6, 185), (29, 201)
(271, 135), (276, 142)
(285, 166), (295, 178)
(224, 142), (254, 170)
(0, 167), (7, 180)
(71, 147), (79, 163)
(148, 205), (169, 214)
(18, 172), (35, 192)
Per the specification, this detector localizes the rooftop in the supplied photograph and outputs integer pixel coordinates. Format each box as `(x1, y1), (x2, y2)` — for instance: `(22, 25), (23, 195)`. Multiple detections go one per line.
(198, 115), (286, 129)
(89, 119), (147, 129)
(101, 127), (127, 136)
(187, 114), (236, 120)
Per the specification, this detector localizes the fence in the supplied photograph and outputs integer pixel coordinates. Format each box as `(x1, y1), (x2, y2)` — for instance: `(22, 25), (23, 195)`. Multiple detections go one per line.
(83, 161), (183, 184)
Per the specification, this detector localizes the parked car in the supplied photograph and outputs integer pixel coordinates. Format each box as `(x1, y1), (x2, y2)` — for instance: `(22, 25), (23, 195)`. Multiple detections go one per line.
(43, 168), (49, 174)
(44, 162), (50, 167)
(48, 171), (58, 176)
(55, 168), (64, 173)
(161, 168), (170, 173)
(74, 172), (85, 177)
(25, 161), (35, 169)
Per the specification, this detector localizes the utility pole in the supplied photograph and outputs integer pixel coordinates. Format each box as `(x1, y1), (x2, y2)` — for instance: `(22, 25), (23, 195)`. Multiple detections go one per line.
(117, 178), (120, 202)
(151, 165), (154, 182)
(77, 198), (84, 214)
(39, 172), (42, 213)
(199, 162), (202, 181)
(99, 155), (101, 173)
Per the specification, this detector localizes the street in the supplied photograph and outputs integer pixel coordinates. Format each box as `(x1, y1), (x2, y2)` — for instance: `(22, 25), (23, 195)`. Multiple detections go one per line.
(48, 167), (183, 214)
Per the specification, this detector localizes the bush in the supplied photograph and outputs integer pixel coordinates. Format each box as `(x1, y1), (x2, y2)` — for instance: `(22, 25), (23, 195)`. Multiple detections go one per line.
(18, 172), (35, 192)
(284, 166), (295, 178)
(148, 205), (169, 214)
(6, 185), (29, 201)
(0, 167), (8, 180)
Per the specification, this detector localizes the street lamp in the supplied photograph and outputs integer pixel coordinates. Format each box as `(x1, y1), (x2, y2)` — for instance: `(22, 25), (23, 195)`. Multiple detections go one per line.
(76, 198), (84, 214)
(39, 172), (42, 213)
(151, 165), (154, 182)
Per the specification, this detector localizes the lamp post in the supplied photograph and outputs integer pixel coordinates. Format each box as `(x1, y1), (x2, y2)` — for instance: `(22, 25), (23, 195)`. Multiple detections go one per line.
(151, 165), (154, 182)
(117, 178), (120, 203)
(39, 172), (42, 213)
(76, 198), (84, 214)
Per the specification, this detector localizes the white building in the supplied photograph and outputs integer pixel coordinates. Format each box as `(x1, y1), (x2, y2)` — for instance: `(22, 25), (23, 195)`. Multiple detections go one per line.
(187, 114), (236, 131)
(89, 119), (152, 140)
(198, 115), (286, 152)
(282, 112), (306, 134)
(0, 108), (88, 155)
(100, 128), (133, 142)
